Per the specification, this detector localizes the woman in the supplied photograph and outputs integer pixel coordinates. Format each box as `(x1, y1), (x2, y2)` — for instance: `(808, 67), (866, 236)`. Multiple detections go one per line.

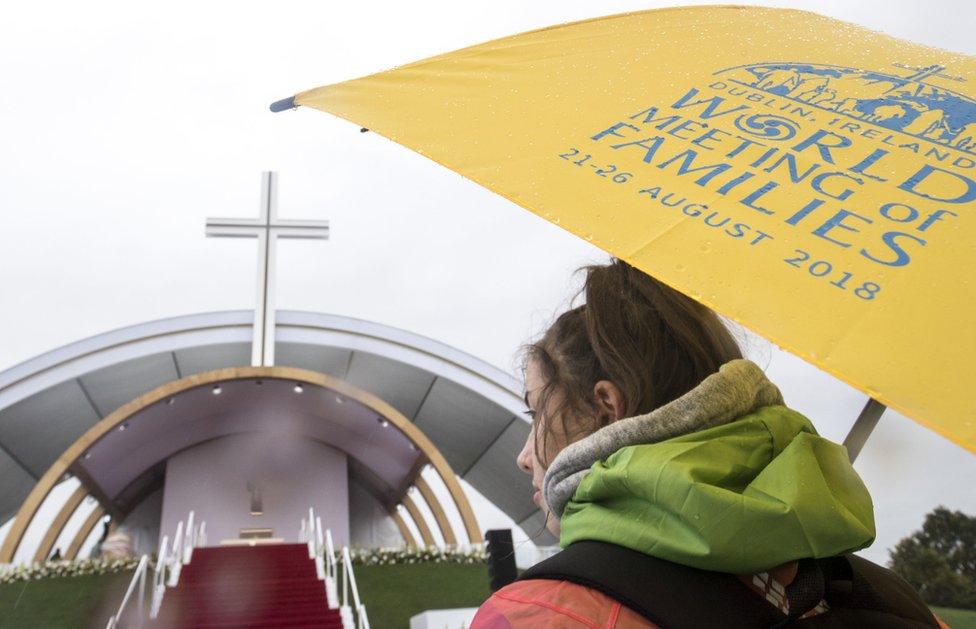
(472, 259), (942, 628)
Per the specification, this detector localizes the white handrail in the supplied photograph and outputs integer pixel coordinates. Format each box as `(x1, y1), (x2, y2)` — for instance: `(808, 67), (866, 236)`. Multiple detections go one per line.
(340, 546), (370, 629)
(184, 511), (194, 563)
(105, 555), (149, 629)
(165, 510), (206, 588)
(106, 511), (205, 628)
(306, 507), (316, 558)
(325, 529), (337, 581)
(322, 524), (339, 610)
(167, 520), (185, 587)
(302, 507), (367, 626)
(150, 534), (169, 618)
(316, 517), (324, 556)
(315, 516), (327, 580)
(305, 508), (324, 580)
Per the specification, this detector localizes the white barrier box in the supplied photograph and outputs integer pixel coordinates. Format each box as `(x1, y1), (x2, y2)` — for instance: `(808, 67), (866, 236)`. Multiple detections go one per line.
(409, 608), (479, 629)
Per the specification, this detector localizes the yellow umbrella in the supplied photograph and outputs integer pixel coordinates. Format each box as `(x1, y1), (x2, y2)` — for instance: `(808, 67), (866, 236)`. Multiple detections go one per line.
(272, 6), (976, 457)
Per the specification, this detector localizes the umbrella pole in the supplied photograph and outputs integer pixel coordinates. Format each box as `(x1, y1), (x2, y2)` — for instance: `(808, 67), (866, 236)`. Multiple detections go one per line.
(842, 398), (887, 463)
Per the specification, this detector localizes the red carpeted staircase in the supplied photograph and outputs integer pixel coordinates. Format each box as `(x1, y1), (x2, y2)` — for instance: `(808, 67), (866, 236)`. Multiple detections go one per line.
(154, 543), (343, 628)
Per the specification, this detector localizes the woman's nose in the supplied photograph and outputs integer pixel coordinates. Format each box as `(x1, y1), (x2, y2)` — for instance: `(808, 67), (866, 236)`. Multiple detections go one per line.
(516, 432), (534, 474)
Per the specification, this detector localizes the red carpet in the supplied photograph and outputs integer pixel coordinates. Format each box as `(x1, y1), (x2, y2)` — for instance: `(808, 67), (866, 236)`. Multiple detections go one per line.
(154, 543), (343, 628)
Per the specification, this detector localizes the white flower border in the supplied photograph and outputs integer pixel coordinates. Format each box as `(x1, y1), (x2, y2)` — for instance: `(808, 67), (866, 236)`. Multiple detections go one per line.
(0, 556), (145, 584)
(350, 546), (487, 567)
(0, 546), (486, 583)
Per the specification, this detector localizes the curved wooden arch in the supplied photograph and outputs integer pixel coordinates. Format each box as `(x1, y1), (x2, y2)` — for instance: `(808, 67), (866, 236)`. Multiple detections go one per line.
(401, 495), (435, 547)
(389, 509), (416, 548)
(414, 477), (457, 546)
(0, 366), (481, 562)
(33, 484), (87, 562)
(65, 506), (104, 560)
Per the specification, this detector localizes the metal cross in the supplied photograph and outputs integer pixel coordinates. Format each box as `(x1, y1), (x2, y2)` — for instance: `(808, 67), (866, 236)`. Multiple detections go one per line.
(206, 172), (329, 367)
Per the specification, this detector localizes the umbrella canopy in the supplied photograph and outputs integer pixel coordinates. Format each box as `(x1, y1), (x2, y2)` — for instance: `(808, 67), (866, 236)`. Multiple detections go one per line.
(275, 6), (976, 455)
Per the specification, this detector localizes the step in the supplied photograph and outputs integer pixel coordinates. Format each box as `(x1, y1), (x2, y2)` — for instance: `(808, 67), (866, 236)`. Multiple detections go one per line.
(161, 604), (337, 614)
(177, 580), (322, 587)
(180, 575), (320, 582)
(156, 607), (342, 619)
(157, 609), (343, 621)
(167, 619), (343, 629)
(158, 617), (344, 628)
(173, 582), (326, 593)
(163, 596), (334, 610)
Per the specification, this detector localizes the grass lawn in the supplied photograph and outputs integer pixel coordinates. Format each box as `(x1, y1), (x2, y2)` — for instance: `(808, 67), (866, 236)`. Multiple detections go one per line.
(0, 570), (133, 629)
(932, 606), (976, 628)
(355, 563), (490, 628)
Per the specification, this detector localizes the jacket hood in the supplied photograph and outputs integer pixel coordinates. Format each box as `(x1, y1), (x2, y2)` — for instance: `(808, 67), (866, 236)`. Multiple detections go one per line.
(548, 359), (876, 574)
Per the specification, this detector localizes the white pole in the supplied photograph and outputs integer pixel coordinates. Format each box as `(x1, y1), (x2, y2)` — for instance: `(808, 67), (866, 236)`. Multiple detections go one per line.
(137, 565), (146, 628)
(252, 172), (273, 366)
(261, 173), (278, 366)
(307, 508), (316, 558)
(184, 512), (195, 563)
(326, 530), (336, 580)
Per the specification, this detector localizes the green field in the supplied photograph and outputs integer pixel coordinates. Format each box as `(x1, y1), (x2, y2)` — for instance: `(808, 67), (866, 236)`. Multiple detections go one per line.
(933, 606), (976, 628)
(354, 563), (490, 627)
(0, 570), (133, 629)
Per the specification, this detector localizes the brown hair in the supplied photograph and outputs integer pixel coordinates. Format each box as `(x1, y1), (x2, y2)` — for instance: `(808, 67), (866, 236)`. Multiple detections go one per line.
(525, 258), (742, 465)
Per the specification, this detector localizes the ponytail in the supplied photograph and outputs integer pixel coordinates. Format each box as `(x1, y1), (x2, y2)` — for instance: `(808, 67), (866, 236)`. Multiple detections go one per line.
(525, 258), (741, 463)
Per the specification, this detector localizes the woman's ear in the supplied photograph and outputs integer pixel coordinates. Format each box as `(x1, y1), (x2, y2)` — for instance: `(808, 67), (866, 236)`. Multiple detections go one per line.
(593, 380), (626, 422)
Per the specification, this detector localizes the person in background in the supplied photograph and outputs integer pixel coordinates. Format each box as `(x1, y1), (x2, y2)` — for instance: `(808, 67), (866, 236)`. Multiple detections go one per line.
(89, 518), (112, 559)
(472, 259), (943, 628)
(99, 529), (134, 559)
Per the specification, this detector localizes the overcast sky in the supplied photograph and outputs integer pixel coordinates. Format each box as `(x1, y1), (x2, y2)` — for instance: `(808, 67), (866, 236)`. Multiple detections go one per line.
(1, 0), (974, 565)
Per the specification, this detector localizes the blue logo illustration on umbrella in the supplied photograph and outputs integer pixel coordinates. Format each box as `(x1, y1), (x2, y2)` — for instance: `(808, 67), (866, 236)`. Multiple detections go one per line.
(717, 63), (976, 153)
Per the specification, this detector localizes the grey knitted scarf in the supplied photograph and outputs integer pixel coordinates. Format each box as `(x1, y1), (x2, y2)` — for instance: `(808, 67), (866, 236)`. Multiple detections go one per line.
(542, 359), (784, 519)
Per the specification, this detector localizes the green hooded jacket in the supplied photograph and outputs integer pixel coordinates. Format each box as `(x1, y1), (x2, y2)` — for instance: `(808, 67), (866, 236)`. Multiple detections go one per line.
(552, 361), (876, 575)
